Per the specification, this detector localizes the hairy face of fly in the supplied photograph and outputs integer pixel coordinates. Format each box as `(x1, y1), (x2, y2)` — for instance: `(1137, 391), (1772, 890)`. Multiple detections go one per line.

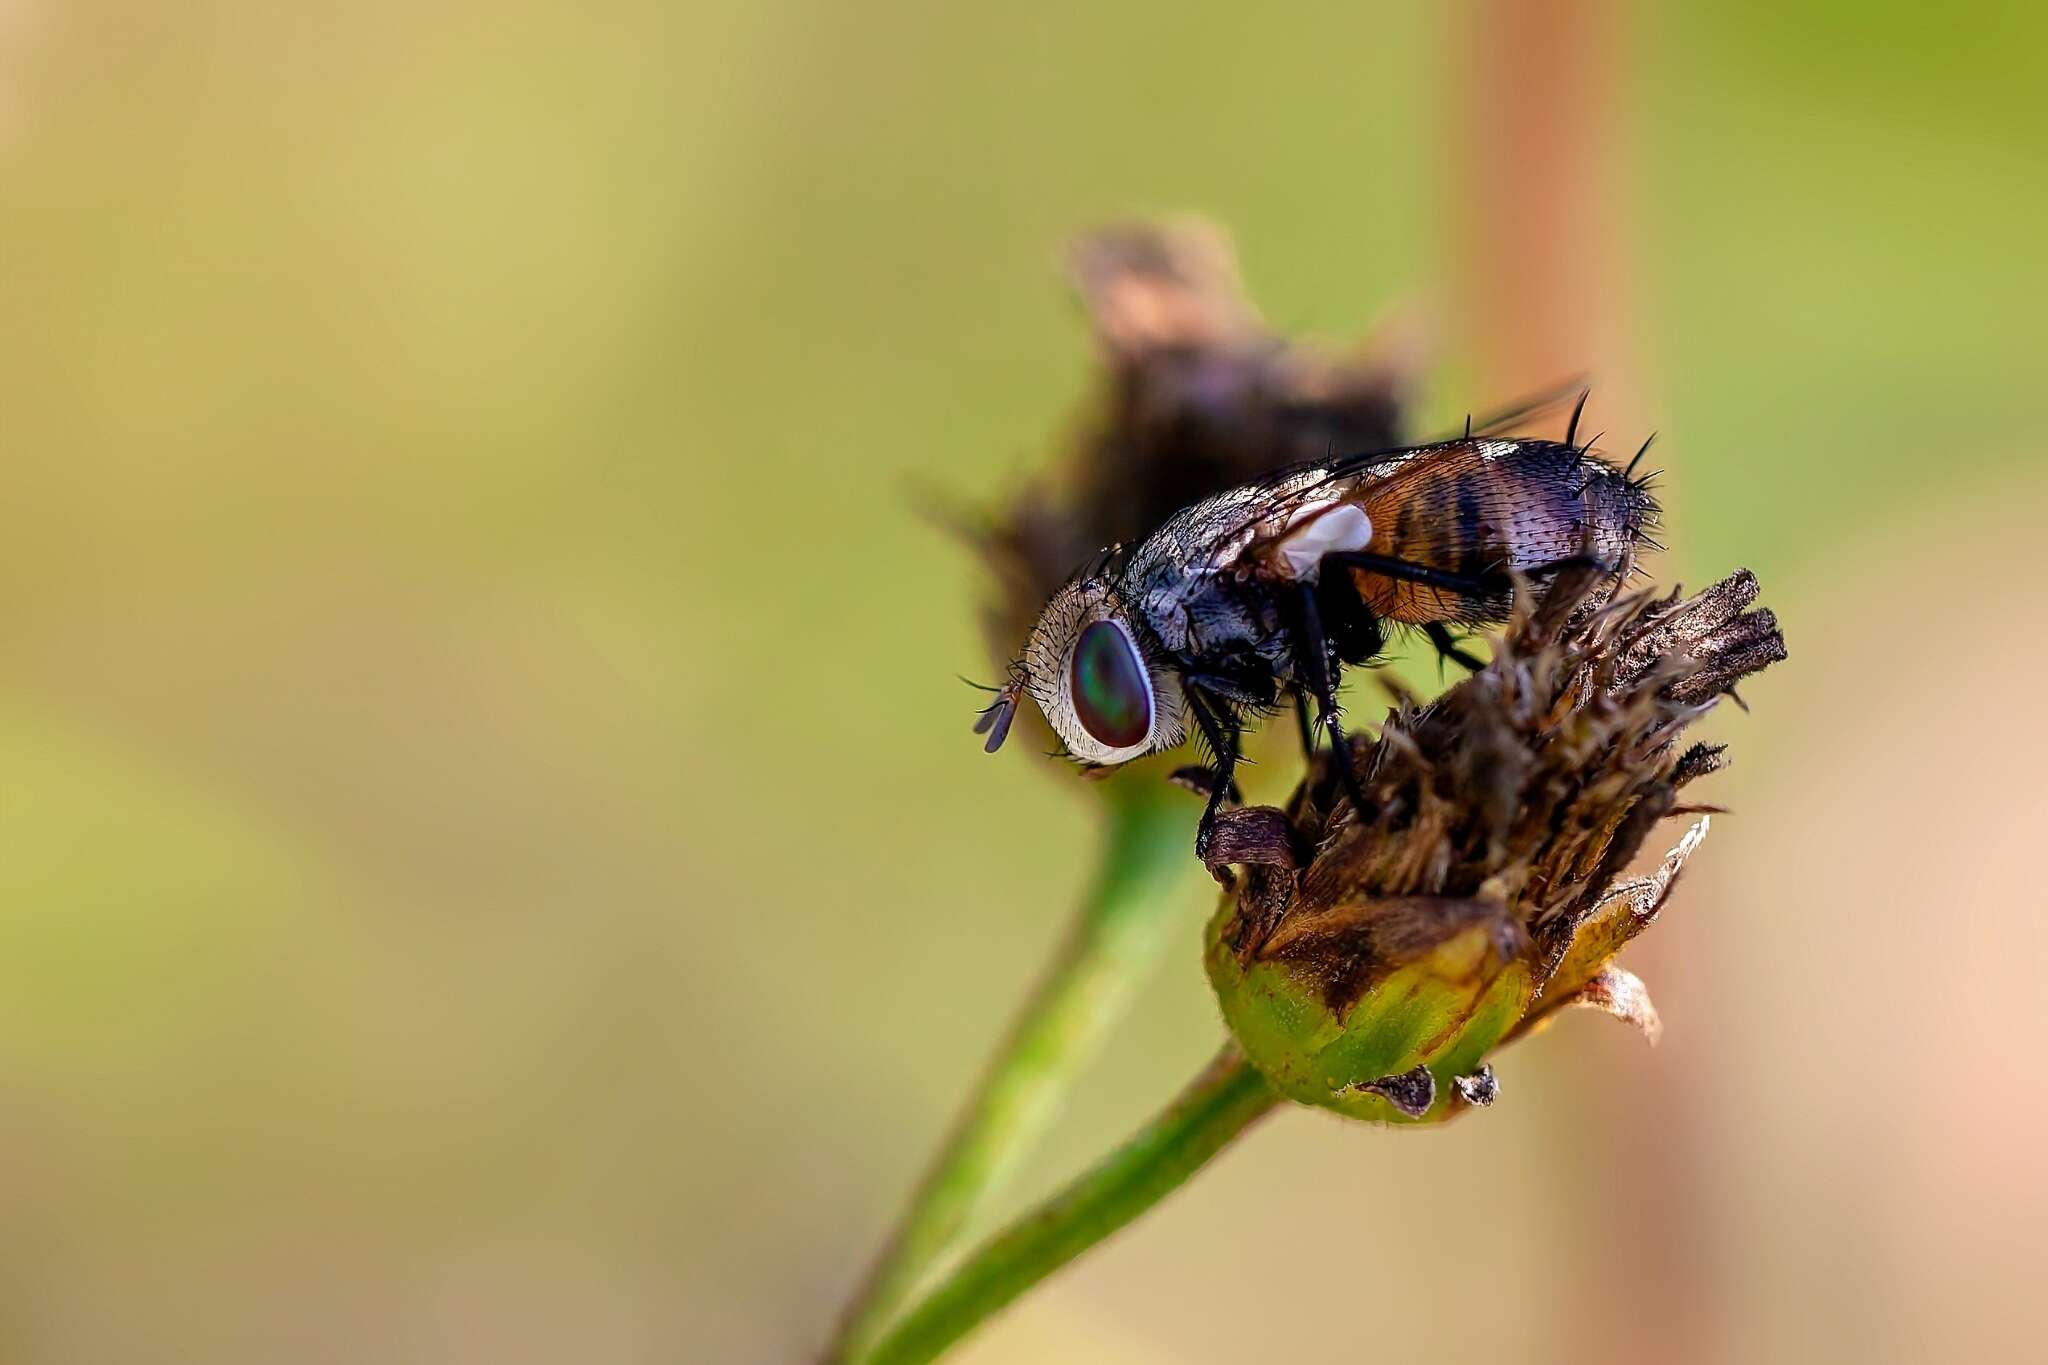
(1016, 580), (1187, 766)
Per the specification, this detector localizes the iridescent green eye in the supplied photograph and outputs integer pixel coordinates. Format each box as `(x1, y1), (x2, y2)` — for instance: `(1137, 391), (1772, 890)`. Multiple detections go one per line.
(1070, 619), (1152, 749)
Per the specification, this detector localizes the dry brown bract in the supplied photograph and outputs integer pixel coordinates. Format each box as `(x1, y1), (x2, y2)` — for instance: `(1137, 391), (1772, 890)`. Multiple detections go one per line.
(1204, 566), (1786, 1119)
(970, 220), (1413, 652)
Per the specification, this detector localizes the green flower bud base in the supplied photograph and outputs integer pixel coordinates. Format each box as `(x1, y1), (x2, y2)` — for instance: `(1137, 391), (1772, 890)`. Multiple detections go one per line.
(1205, 899), (1535, 1123)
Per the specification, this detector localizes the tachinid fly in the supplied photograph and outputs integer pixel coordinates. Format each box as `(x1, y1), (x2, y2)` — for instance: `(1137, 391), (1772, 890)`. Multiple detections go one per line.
(974, 410), (1661, 870)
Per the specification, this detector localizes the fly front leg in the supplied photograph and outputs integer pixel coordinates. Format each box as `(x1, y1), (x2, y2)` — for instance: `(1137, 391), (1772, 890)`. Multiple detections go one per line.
(1174, 660), (1274, 813)
(1183, 690), (1245, 881)
(1179, 683), (1249, 809)
(1184, 688), (1300, 881)
(1167, 764), (1242, 806)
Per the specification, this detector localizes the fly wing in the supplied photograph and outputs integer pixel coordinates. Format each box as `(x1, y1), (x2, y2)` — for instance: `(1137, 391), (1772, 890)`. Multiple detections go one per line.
(1158, 380), (1593, 580)
(1219, 439), (1654, 625)
(1451, 378), (1590, 442)
(1156, 444), (1430, 579)
(1206, 441), (1481, 578)
(1337, 439), (1507, 574)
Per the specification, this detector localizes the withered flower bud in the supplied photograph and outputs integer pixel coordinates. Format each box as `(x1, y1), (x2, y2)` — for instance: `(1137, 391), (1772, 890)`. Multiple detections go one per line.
(971, 218), (1415, 655)
(1205, 568), (1786, 1122)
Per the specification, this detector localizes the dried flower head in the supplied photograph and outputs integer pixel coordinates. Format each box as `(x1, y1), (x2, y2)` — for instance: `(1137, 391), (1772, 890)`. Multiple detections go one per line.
(1205, 566), (1787, 1122)
(970, 219), (1414, 655)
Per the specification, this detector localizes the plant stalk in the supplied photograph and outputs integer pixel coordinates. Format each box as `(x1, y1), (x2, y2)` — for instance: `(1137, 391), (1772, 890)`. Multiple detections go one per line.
(861, 1045), (1279, 1365)
(823, 783), (1195, 1360)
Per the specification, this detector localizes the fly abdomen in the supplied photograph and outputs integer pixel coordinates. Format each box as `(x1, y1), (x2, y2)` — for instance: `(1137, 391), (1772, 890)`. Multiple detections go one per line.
(1345, 438), (1658, 626)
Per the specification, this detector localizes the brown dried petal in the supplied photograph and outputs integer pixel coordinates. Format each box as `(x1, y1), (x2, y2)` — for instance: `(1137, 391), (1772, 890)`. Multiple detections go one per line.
(1571, 966), (1664, 1044)
(1452, 1065), (1501, 1107)
(1536, 818), (1708, 999)
(1351, 1065), (1437, 1119)
(1066, 220), (1260, 358)
(1665, 609), (1787, 706)
(1197, 805), (1302, 876)
(1671, 742), (1728, 787)
(1256, 895), (1528, 1017)
(1613, 570), (1760, 683)
(1513, 964), (1665, 1048)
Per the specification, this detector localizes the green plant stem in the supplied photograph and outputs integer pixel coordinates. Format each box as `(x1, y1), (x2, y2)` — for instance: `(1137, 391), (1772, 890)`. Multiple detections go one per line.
(823, 783), (1195, 1361)
(861, 1045), (1279, 1365)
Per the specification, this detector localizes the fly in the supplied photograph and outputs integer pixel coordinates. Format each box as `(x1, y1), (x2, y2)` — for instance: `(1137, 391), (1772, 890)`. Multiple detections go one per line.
(975, 398), (1661, 871)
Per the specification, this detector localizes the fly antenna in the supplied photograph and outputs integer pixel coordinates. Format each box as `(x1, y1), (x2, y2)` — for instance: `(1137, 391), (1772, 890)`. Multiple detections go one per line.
(972, 675), (1025, 753)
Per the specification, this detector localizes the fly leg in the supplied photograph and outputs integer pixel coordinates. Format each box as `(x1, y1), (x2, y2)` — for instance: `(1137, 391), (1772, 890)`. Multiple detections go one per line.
(1525, 553), (1610, 577)
(1329, 551), (1616, 670)
(1183, 691), (1244, 879)
(1325, 551), (1510, 597)
(1293, 689), (1317, 757)
(1282, 583), (1371, 821)
(1327, 550), (1614, 596)
(1423, 622), (1486, 673)
(1329, 548), (1629, 679)
(1177, 666), (1270, 808)
(1185, 688), (1300, 881)
(1167, 764), (1242, 806)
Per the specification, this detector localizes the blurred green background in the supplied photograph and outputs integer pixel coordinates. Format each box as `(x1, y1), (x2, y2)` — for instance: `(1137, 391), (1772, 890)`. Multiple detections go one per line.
(2, 2), (2044, 1361)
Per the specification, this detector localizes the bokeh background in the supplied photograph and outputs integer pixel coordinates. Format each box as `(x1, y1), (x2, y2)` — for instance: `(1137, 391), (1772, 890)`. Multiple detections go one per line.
(2, 2), (2044, 1361)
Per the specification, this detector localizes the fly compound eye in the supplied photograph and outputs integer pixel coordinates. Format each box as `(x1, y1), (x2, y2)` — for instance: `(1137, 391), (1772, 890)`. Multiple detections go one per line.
(1069, 619), (1153, 749)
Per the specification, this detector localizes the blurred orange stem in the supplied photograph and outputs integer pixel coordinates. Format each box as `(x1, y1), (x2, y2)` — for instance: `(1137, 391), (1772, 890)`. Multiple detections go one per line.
(823, 783), (1196, 1361)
